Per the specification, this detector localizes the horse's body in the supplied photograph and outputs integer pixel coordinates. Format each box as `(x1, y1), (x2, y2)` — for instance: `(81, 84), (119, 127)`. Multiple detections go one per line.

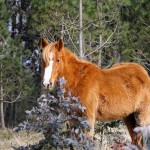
(41, 38), (150, 144)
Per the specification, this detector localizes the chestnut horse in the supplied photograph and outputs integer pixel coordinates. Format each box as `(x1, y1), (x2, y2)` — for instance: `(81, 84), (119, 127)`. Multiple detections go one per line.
(41, 38), (150, 144)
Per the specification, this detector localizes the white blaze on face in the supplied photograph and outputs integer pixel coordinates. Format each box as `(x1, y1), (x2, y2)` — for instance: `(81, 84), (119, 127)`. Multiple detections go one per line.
(43, 52), (54, 87)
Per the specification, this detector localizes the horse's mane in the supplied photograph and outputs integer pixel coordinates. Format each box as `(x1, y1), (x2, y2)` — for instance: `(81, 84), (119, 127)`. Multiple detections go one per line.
(42, 43), (54, 63)
(63, 47), (96, 66)
(62, 48), (80, 61)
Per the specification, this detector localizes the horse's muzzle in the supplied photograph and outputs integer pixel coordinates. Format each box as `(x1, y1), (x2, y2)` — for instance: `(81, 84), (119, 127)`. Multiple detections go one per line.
(42, 81), (53, 90)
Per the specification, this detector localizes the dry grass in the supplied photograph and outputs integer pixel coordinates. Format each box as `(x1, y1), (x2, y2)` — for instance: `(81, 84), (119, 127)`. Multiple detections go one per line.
(94, 123), (131, 150)
(0, 123), (130, 150)
(0, 129), (44, 150)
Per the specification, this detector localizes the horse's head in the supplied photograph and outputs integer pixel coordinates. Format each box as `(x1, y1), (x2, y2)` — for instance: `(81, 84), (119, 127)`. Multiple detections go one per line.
(41, 38), (64, 90)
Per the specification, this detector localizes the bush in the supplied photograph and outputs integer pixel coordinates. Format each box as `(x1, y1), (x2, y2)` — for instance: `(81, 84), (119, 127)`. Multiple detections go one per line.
(14, 77), (93, 150)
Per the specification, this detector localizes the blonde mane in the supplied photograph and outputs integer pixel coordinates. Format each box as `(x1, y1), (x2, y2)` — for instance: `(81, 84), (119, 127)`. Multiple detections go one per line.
(42, 43), (54, 64)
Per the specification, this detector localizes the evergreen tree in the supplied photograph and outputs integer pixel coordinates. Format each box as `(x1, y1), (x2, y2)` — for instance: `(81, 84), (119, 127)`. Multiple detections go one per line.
(27, 0), (146, 67)
(0, 0), (38, 127)
(1, 0), (149, 128)
(120, 0), (150, 71)
(0, 0), (10, 128)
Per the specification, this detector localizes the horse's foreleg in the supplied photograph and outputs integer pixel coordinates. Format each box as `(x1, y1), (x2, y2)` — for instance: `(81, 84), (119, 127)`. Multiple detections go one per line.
(87, 117), (95, 139)
(123, 113), (137, 144)
(137, 99), (150, 127)
(80, 91), (98, 139)
(135, 98), (150, 148)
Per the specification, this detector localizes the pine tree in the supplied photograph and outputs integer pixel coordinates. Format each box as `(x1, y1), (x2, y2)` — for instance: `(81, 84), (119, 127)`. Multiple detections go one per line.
(0, 0), (38, 127)
(0, 0), (10, 128)
(120, 0), (150, 71)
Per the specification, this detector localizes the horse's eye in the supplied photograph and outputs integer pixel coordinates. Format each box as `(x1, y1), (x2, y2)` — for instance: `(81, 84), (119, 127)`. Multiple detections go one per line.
(57, 58), (60, 62)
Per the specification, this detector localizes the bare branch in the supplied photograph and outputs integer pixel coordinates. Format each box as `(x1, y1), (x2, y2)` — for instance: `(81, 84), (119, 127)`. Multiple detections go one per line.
(139, 17), (150, 27)
(3, 92), (22, 103)
(0, 55), (5, 60)
(0, 34), (6, 44)
(64, 25), (79, 55)
(84, 26), (117, 57)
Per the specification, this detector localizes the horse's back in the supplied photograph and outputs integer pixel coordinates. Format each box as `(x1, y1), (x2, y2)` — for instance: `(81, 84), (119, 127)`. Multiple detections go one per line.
(109, 62), (149, 84)
(95, 63), (150, 121)
(111, 63), (150, 89)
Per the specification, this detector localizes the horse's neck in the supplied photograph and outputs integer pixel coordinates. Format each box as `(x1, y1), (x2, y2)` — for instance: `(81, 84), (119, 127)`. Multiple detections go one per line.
(61, 50), (82, 90)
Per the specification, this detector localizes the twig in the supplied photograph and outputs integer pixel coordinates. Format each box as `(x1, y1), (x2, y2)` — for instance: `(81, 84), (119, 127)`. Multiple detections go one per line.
(4, 92), (22, 103)
(84, 26), (117, 57)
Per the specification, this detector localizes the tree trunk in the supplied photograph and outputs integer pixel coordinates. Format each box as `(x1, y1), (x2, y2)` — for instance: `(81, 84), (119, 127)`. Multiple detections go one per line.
(0, 63), (5, 128)
(61, 0), (64, 40)
(61, 15), (64, 40)
(79, 0), (83, 58)
(0, 101), (5, 129)
(98, 34), (102, 67)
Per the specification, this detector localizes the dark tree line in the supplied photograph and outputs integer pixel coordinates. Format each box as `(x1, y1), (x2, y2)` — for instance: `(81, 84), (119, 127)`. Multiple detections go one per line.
(0, 0), (149, 128)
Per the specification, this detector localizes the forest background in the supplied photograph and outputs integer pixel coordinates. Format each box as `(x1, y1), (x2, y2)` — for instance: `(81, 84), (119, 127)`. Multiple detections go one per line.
(0, 0), (149, 129)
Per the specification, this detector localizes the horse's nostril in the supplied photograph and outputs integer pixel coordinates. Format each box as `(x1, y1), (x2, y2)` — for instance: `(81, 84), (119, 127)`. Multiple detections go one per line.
(49, 82), (52, 86)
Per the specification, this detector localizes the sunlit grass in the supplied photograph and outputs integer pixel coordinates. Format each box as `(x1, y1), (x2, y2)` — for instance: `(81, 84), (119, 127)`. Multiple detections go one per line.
(0, 129), (44, 150)
(0, 123), (130, 150)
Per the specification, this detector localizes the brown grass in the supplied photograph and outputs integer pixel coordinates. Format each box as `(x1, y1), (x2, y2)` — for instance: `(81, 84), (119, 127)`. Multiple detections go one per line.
(0, 123), (130, 150)
(0, 129), (44, 150)
(94, 122), (131, 149)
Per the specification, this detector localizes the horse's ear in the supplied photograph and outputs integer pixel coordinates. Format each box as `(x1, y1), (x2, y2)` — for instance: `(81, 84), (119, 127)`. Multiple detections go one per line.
(41, 38), (49, 48)
(56, 39), (64, 51)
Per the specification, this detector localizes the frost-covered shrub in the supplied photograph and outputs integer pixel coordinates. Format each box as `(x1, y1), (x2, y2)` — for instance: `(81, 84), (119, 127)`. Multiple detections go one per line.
(14, 77), (93, 150)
